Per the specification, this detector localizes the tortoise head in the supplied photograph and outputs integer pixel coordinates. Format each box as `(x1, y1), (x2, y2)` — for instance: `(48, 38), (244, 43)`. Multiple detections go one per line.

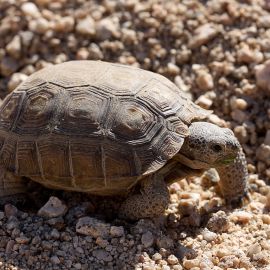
(176, 122), (240, 169)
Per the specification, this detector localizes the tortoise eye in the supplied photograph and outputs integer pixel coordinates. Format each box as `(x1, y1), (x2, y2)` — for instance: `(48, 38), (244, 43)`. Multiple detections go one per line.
(212, 144), (223, 152)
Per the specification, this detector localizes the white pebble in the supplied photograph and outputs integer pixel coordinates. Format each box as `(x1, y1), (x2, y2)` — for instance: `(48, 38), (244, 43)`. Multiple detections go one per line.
(202, 229), (217, 242)
(21, 2), (41, 18)
(230, 211), (253, 223)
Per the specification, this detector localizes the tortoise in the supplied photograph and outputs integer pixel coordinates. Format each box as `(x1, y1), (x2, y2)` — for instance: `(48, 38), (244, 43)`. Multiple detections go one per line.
(0, 61), (248, 220)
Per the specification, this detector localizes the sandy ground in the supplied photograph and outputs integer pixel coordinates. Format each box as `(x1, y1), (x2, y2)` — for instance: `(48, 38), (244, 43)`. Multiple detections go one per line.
(0, 0), (270, 269)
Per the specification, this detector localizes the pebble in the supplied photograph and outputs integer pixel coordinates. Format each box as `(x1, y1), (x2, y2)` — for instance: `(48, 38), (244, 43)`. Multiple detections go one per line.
(206, 211), (229, 232)
(6, 35), (21, 58)
(264, 130), (270, 145)
(15, 236), (30, 244)
(21, 2), (41, 18)
(189, 24), (219, 48)
(110, 226), (124, 237)
(247, 243), (262, 258)
(0, 56), (20, 76)
(96, 18), (120, 40)
(4, 204), (18, 218)
(0, 211), (5, 220)
(255, 60), (270, 94)
(76, 216), (110, 238)
(195, 95), (213, 109)
(201, 229), (217, 242)
(230, 211), (253, 224)
(37, 196), (67, 218)
(76, 16), (96, 36)
(195, 71), (214, 91)
(50, 255), (61, 264)
(256, 144), (270, 164)
(167, 254), (179, 265)
(141, 231), (154, 248)
(92, 249), (113, 262)
(237, 45), (263, 63)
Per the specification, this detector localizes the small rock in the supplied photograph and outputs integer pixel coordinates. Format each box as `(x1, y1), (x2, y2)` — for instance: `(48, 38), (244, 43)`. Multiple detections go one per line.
(196, 71), (214, 91)
(0, 211), (5, 220)
(38, 196), (67, 218)
(189, 24), (219, 48)
(6, 35), (21, 58)
(183, 258), (200, 269)
(152, 253), (162, 261)
(4, 204), (18, 218)
(76, 216), (110, 238)
(8, 73), (28, 91)
(156, 235), (174, 249)
(15, 236), (30, 244)
(29, 18), (50, 34)
(53, 16), (75, 32)
(256, 60), (270, 94)
(167, 254), (179, 265)
(207, 211), (229, 232)
(230, 211), (253, 223)
(141, 231), (154, 248)
(195, 95), (213, 109)
(46, 216), (65, 229)
(92, 249), (113, 262)
(237, 45), (263, 64)
(74, 263), (82, 269)
(6, 216), (19, 230)
(231, 109), (247, 123)
(50, 228), (60, 239)
(110, 226), (124, 237)
(247, 243), (261, 258)
(50, 255), (61, 265)
(21, 2), (41, 18)
(256, 144), (270, 165)
(201, 229), (217, 242)
(96, 18), (120, 40)
(0, 56), (20, 76)
(167, 63), (180, 75)
(76, 16), (96, 36)
(264, 130), (270, 145)
(5, 240), (15, 253)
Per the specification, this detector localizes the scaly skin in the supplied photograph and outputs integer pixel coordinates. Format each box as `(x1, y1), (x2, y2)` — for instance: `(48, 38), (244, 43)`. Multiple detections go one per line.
(216, 147), (248, 202)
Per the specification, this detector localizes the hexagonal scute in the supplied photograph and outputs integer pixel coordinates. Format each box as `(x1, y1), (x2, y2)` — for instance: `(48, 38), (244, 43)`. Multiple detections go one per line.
(110, 99), (161, 143)
(0, 91), (25, 131)
(136, 78), (182, 117)
(14, 84), (59, 135)
(56, 87), (109, 136)
(94, 63), (151, 96)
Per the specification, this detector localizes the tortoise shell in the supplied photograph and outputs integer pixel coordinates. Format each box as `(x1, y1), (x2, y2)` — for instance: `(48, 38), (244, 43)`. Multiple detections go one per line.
(0, 61), (210, 195)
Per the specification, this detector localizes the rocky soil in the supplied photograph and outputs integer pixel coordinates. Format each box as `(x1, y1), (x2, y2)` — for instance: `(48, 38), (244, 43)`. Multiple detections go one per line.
(0, 0), (270, 269)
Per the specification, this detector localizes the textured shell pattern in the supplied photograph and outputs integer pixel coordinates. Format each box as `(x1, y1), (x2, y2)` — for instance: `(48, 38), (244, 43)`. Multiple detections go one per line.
(0, 61), (210, 195)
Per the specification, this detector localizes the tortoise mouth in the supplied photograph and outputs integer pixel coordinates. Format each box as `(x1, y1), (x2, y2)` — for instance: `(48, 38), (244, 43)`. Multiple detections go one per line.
(215, 154), (237, 166)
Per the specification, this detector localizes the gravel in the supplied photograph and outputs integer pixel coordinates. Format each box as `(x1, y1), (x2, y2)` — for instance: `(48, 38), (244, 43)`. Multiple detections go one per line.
(0, 0), (270, 269)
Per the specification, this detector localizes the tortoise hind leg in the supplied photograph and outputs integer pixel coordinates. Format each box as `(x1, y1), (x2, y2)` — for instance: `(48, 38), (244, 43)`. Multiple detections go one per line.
(119, 174), (170, 220)
(0, 165), (27, 204)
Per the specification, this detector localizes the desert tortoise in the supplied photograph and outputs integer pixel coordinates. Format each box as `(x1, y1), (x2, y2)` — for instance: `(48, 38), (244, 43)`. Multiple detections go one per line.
(0, 61), (248, 220)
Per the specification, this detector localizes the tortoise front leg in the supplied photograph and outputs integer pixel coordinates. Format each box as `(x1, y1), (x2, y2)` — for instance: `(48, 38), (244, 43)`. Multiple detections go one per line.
(216, 147), (248, 203)
(119, 174), (170, 220)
